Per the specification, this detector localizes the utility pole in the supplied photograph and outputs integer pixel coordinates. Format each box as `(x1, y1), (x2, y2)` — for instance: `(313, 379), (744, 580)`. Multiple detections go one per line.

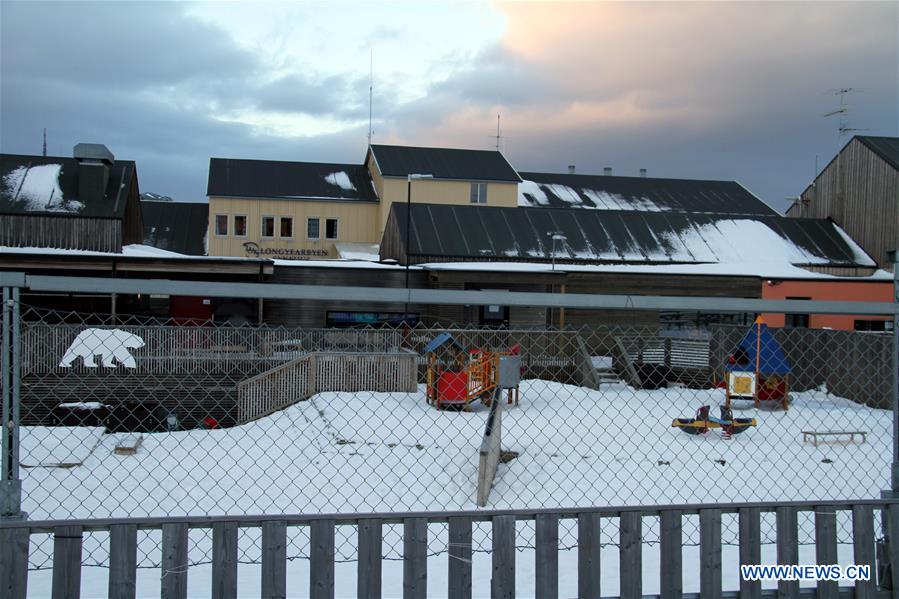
(42, 128), (47, 157)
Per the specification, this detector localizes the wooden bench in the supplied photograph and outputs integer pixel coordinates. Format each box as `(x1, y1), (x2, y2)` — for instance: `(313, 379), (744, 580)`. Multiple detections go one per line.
(802, 430), (867, 447)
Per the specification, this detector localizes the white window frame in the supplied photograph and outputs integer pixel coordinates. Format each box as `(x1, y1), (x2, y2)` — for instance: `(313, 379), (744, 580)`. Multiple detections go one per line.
(470, 182), (487, 204)
(214, 214), (228, 236)
(233, 214), (248, 237)
(307, 217), (321, 240)
(279, 216), (294, 239)
(261, 215), (275, 238)
(325, 217), (339, 241)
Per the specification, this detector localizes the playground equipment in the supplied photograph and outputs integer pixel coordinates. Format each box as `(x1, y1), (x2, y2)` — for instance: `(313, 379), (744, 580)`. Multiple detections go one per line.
(723, 317), (791, 410)
(672, 404), (757, 437)
(424, 333), (521, 410)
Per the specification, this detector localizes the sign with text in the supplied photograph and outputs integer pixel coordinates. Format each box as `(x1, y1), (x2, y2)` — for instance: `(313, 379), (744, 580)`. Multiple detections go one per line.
(243, 242), (328, 260)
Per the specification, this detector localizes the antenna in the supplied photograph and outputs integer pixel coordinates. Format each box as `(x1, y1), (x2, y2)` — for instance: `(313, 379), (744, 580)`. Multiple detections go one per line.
(823, 87), (869, 137)
(487, 113), (507, 152)
(42, 128), (47, 157)
(368, 48), (373, 147)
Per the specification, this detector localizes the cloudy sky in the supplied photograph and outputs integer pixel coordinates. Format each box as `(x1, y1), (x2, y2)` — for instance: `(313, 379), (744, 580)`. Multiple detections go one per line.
(2, 1), (896, 212)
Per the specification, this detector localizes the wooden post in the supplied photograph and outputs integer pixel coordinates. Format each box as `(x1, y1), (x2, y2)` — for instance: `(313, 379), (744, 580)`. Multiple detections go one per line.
(109, 524), (138, 599)
(738, 507), (761, 599)
(52, 525), (82, 599)
(619, 511), (642, 599)
(699, 509), (721, 599)
(357, 519), (382, 599)
(851, 505), (875, 599)
(211, 522), (238, 599)
(491, 515), (515, 599)
(403, 518), (427, 599)
(776, 506), (799, 599)
(659, 510), (682, 599)
(448, 516), (472, 599)
(0, 527), (29, 599)
(161, 522), (188, 599)
(815, 506), (838, 599)
(310, 520), (335, 599)
(535, 513), (558, 599)
(578, 513), (601, 599)
(261, 521), (287, 599)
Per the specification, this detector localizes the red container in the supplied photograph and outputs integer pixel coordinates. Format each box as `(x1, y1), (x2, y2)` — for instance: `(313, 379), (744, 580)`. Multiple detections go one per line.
(437, 371), (468, 404)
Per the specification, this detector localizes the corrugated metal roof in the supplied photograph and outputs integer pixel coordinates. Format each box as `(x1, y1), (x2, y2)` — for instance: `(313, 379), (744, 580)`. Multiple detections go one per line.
(518, 172), (777, 215)
(387, 203), (875, 267)
(856, 136), (899, 171)
(0, 154), (135, 218)
(141, 201), (209, 256)
(207, 158), (378, 201)
(368, 145), (522, 182)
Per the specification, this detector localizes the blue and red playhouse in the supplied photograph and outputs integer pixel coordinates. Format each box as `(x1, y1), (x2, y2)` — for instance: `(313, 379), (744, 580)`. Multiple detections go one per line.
(723, 316), (792, 410)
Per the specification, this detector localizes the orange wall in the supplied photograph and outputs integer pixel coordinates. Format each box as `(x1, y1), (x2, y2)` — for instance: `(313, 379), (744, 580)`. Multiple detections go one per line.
(760, 279), (893, 330)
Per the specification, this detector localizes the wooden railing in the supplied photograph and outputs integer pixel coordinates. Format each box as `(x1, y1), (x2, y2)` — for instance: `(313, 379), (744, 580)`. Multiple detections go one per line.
(0, 498), (895, 599)
(236, 350), (418, 423)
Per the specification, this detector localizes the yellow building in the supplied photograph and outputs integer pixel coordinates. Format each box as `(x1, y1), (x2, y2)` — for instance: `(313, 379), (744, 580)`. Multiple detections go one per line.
(206, 145), (521, 259)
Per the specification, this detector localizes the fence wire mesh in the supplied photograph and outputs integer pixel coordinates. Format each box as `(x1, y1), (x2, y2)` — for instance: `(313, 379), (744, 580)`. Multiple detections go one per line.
(9, 301), (895, 572)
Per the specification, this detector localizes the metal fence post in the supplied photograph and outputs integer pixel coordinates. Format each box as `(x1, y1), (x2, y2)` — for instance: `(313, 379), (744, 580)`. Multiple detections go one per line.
(0, 287), (22, 520)
(892, 253), (898, 492)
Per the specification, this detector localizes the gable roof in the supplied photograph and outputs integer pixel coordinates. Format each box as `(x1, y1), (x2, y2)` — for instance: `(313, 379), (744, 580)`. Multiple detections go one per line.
(368, 144), (522, 182)
(518, 172), (777, 215)
(384, 202), (875, 268)
(207, 158), (378, 202)
(141, 200), (209, 256)
(856, 136), (899, 171)
(0, 154), (135, 218)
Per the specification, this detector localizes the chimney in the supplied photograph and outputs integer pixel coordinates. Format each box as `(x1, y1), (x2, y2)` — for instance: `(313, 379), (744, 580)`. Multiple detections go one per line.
(639, 168), (647, 178)
(603, 167), (612, 176)
(73, 143), (114, 204)
(568, 165), (576, 175)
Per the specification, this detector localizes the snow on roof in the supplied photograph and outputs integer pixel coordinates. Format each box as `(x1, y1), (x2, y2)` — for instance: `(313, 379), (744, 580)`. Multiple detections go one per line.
(272, 258), (422, 270)
(0, 244), (265, 262)
(2, 163), (84, 213)
(419, 260), (893, 280)
(520, 179), (666, 212)
(324, 171), (357, 192)
(517, 172), (777, 215)
(334, 242), (380, 261)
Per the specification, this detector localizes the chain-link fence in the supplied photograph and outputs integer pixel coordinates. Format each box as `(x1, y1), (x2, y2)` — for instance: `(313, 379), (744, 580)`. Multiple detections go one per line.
(4, 289), (896, 579)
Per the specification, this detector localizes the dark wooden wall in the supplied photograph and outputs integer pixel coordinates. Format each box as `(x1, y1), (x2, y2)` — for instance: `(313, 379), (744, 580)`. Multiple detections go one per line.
(120, 172), (144, 246)
(265, 264), (429, 328)
(788, 138), (898, 270)
(0, 215), (121, 252)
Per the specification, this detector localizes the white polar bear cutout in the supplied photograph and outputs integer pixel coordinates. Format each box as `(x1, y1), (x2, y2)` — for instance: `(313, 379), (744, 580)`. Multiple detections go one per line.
(59, 328), (145, 368)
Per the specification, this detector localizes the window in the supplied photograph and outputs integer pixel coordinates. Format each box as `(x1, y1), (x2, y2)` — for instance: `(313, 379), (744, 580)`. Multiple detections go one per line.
(214, 214), (228, 236)
(261, 216), (275, 238)
(325, 218), (338, 240)
(855, 319), (892, 332)
(470, 182), (487, 204)
(233, 215), (247, 237)
(307, 217), (320, 240)
(280, 217), (293, 238)
(785, 296), (810, 328)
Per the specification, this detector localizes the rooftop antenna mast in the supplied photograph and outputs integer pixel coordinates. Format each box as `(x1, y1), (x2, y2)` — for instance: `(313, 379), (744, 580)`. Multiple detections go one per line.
(487, 113), (507, 152)
(823, 87), (868, 137)
(368, 48), (373, 147)
(42, 128), (47, 157)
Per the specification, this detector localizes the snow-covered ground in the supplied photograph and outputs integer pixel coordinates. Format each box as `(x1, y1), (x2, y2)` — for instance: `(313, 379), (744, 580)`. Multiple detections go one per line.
(19, 380), (889, 596)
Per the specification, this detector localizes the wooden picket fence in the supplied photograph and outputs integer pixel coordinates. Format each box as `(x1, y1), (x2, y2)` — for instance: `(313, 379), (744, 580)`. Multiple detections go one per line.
(1, 498), (895, 599)
(236, 350), (418, 423)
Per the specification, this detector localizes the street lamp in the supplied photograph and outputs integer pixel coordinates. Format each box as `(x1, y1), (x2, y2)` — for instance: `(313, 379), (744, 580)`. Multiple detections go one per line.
(405, 173), (433, 318)
(548, 232), (567, 271)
